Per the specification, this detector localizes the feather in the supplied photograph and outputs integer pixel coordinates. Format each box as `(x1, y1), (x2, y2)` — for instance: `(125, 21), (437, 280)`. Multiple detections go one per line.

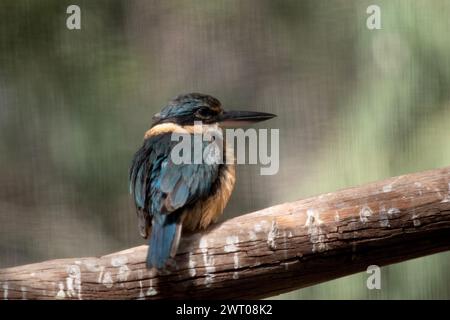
(147, 212), (183, 269)
(129, 126), (222, 270)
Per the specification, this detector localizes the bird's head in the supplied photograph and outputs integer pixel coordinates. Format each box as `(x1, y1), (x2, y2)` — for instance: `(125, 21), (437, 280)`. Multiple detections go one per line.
(151, 93), (276, 127)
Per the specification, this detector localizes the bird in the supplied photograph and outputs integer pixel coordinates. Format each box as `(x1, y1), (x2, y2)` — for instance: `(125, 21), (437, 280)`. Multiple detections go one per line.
(129, 93), (276, 270)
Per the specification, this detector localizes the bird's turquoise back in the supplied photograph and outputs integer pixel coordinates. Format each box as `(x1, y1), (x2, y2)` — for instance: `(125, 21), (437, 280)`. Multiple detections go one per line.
(129, 127), (221, 269)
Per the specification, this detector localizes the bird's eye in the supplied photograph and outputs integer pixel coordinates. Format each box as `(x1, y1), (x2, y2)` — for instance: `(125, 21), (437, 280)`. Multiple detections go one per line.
(195, 107), (215, 119)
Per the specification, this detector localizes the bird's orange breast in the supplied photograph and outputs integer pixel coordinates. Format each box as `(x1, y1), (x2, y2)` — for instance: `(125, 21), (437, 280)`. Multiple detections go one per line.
(182, 147), (236, 231)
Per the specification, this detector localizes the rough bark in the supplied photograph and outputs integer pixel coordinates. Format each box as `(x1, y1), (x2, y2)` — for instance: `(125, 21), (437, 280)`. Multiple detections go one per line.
(1, 166), (450, 300)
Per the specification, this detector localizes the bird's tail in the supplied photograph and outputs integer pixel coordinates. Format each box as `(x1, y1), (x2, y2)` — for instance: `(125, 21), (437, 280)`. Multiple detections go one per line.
(147, 212), (183, 269)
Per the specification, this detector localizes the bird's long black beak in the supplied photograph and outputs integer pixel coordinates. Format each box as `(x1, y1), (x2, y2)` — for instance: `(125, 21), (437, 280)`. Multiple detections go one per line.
(218, 110), (276, 127)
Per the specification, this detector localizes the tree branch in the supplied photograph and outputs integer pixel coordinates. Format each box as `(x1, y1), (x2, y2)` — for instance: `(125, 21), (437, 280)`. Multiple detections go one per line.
(1, 166), (450, 300)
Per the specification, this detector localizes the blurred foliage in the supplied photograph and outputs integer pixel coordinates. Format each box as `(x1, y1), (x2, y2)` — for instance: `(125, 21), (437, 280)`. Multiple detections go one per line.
(0, 0), (449, 299)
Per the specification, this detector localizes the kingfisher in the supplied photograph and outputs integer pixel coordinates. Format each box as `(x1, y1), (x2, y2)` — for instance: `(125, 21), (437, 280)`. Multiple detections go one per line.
(129, 93), (276, 270)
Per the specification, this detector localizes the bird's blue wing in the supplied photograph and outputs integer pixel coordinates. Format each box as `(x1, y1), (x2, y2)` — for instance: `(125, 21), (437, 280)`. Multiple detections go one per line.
(130, 132), (220, 215)
(129, 131), (220, 268)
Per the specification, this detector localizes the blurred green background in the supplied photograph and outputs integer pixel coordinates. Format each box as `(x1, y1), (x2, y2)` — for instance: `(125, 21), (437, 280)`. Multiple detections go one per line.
(0, 0), (449, 299)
